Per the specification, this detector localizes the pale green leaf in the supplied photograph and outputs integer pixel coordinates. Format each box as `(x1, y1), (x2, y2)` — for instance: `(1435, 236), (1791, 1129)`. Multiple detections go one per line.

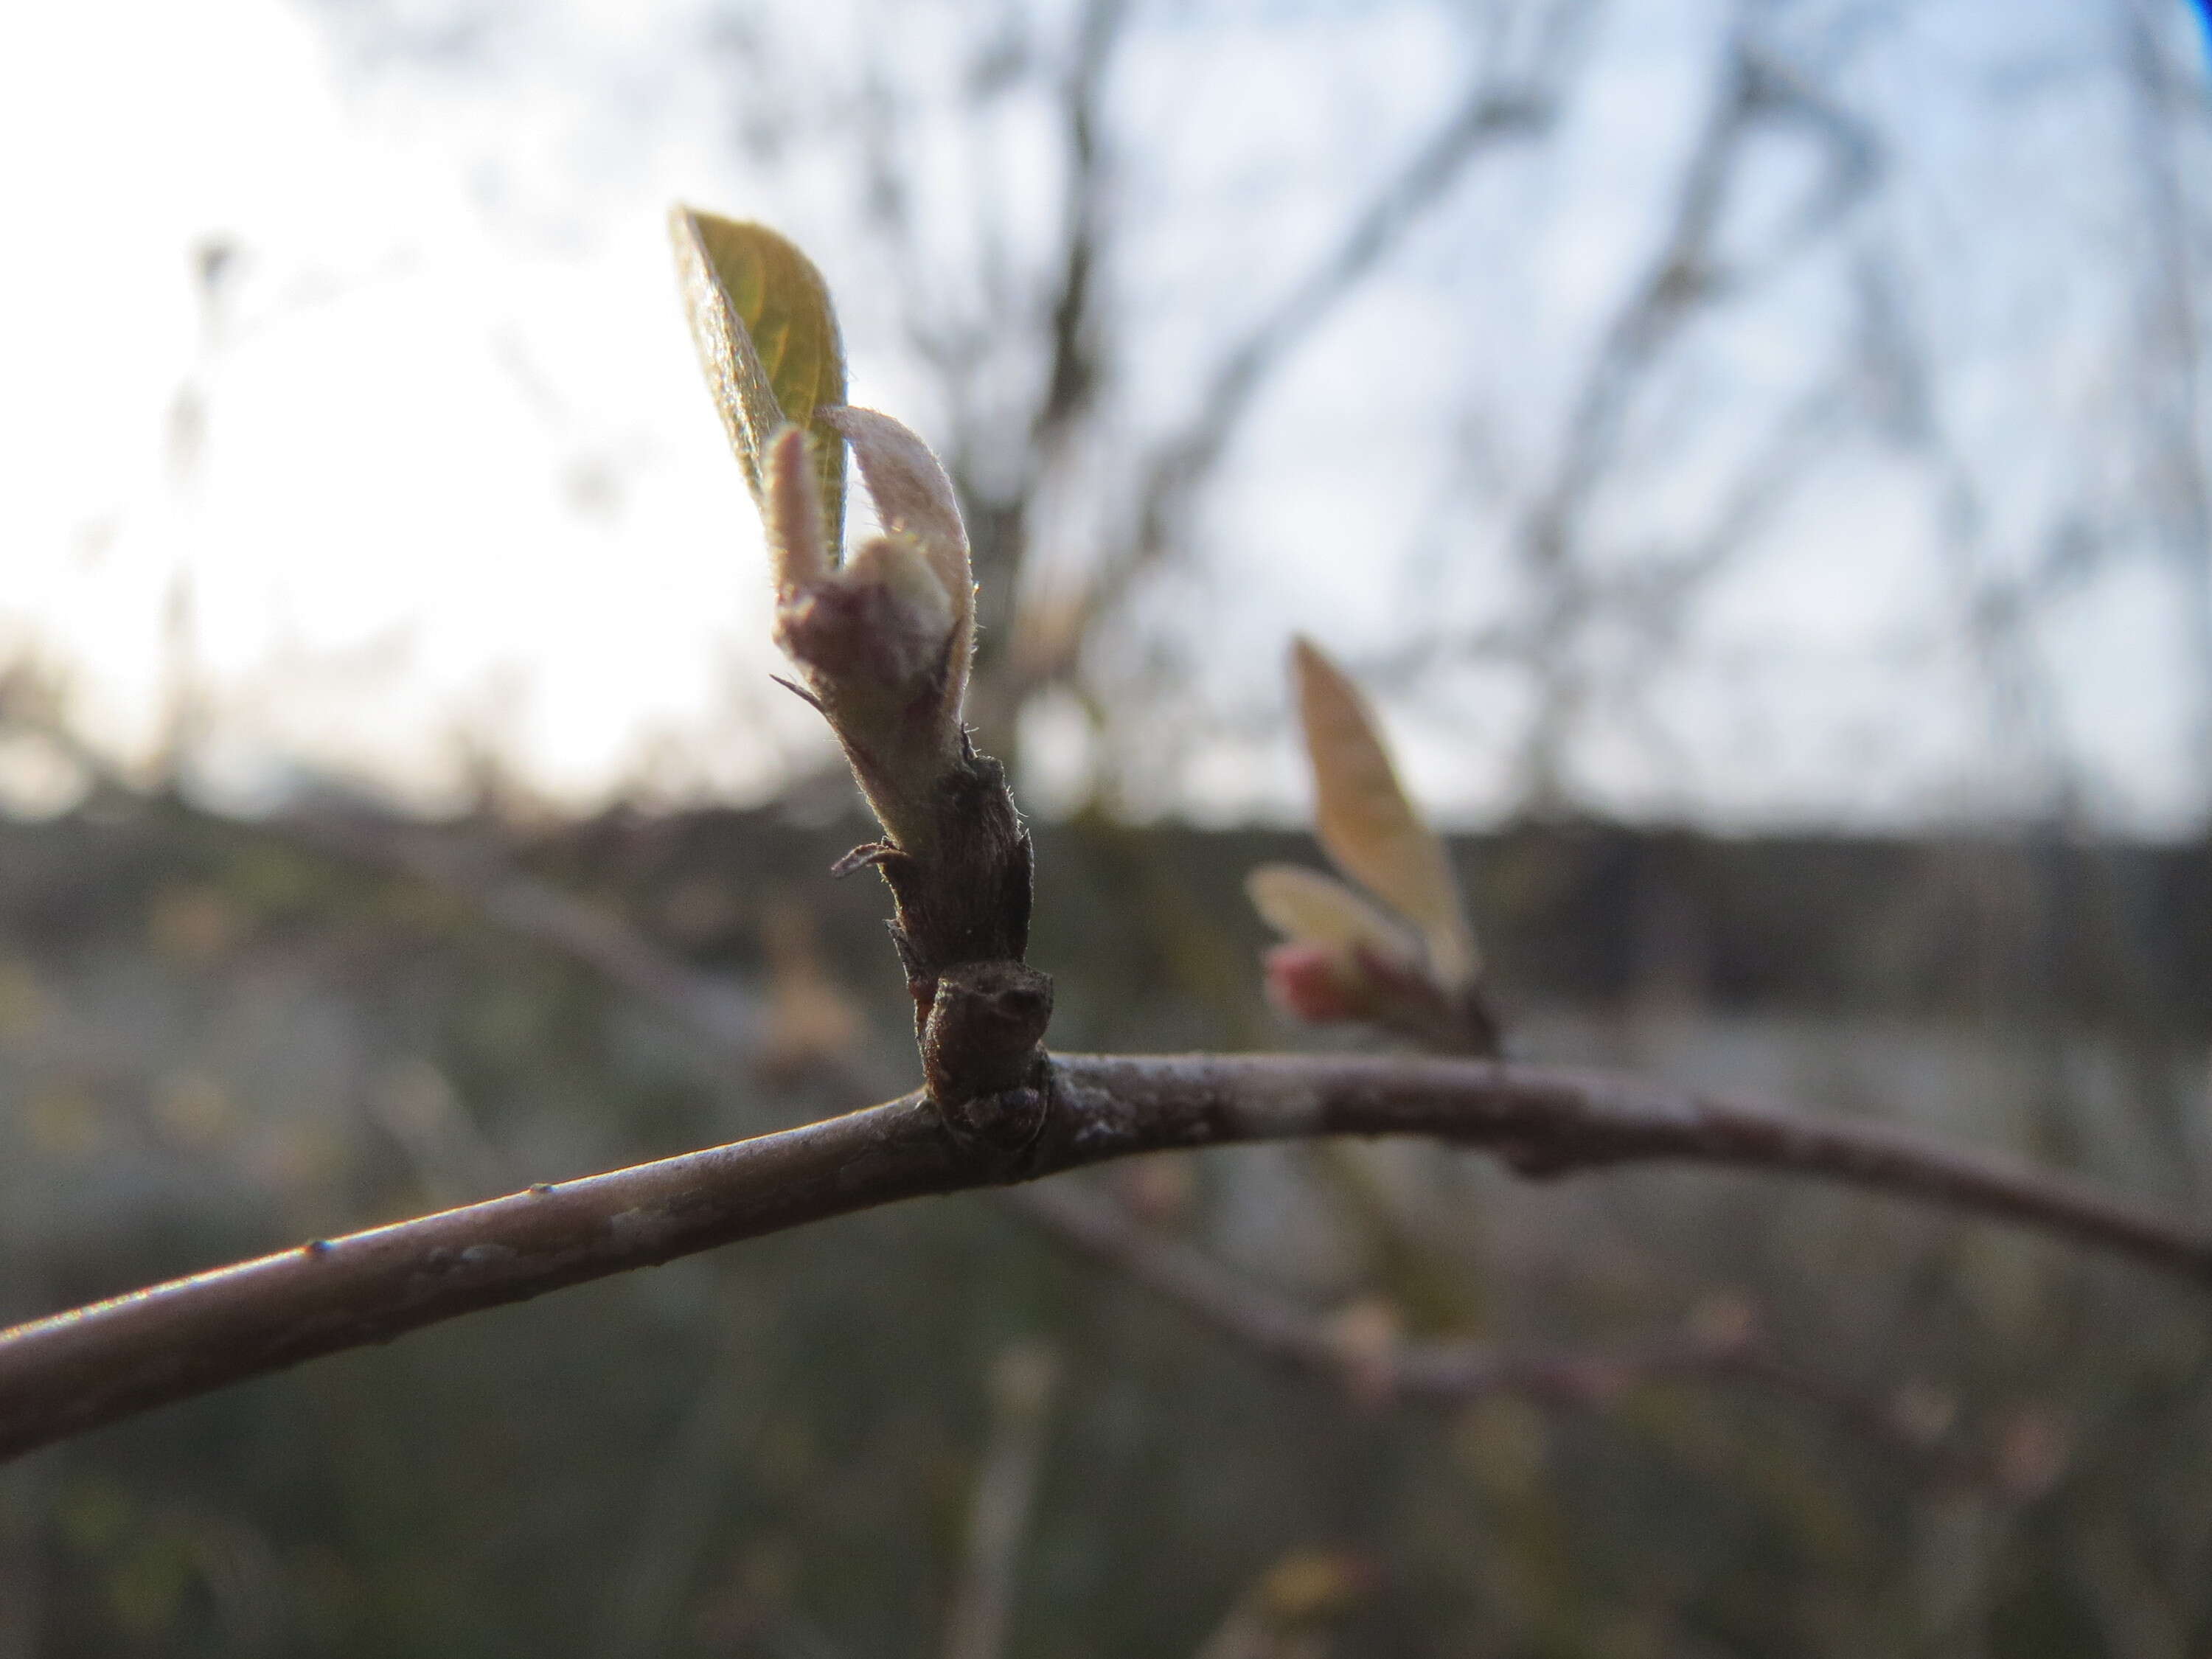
(1245, 864), (1419, 966)
(1292, 638), (1477, 987)
(669, 206), (846, 552)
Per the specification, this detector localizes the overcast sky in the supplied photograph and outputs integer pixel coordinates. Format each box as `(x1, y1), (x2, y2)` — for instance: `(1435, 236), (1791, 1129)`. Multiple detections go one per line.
(3, 0), (2208, 833)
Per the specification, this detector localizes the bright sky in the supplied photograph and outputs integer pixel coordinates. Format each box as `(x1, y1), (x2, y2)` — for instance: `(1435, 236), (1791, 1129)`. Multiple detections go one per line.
(1, 0), (802, 814)
(2, 0), (2207, 832)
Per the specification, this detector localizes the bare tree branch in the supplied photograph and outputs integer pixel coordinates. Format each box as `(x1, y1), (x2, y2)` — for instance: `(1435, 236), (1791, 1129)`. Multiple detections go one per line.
(4, 1046), (2207, 1464)
(1014, 1181), (1979, 1478)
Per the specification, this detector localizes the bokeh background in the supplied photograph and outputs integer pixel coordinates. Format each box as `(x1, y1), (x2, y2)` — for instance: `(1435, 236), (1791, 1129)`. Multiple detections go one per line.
(4, 1), (2212, 1654)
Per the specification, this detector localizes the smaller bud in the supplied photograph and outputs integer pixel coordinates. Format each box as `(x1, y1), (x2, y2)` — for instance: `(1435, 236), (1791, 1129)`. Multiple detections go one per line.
(1322, 1297), (1402, 1411)
(843, 535), (956, 675)
(1113, 1155), (1197, 1226)
(1995, 1404), (2070, 1500)
(764, 408), (977, 818)
(1888, 1380), (1958, 1447)
(1255, 1548), (1382, 1623)
(1262, 938), (1475, 1055)
(773, 534), (956, 692)
(1264, 942), (1363, 1024)
(1686, 1290), (1758, 1355)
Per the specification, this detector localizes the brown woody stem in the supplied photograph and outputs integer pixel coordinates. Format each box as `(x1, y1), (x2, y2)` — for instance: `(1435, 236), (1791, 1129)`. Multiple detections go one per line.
(4, 1051), (2207, 1463)
(762, 417), (1048, 1114)
(1011, 1183), (1986, 1478)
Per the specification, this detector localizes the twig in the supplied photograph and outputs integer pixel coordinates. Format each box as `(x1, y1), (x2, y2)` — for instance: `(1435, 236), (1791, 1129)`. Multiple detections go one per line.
(4, 1049), (2207, 1463)
(1012, 1183), (1970, 1473)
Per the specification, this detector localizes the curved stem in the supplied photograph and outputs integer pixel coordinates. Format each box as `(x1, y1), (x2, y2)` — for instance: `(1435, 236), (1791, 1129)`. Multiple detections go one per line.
(1009, 1183), (1981, 1478)
(4, 1051), (2207, 1463)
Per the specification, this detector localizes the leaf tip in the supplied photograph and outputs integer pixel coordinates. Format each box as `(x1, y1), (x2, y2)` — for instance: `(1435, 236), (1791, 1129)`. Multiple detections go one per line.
(1281, 633), (1480, 992)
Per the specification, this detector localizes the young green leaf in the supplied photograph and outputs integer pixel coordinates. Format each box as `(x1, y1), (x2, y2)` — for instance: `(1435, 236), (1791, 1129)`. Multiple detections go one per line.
(1291, 638), (1477, 988)
(669, 206), (847, 552)
(1245, 864), (1420, 967)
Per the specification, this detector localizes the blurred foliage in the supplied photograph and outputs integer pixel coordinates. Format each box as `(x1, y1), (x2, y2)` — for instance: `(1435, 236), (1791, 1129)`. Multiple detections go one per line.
(3, 796), (2211, 1655)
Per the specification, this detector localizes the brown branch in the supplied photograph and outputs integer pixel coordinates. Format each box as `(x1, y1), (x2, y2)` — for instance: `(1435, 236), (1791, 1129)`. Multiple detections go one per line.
(1009, 1183), (1975, 1477)
(1042, 1055), (2212, 1279)
(5, 1049), (2208, 1464)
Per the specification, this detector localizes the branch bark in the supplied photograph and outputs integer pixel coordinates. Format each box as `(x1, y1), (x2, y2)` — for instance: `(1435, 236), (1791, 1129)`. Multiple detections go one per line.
(4, 1049), (2206, 1464)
